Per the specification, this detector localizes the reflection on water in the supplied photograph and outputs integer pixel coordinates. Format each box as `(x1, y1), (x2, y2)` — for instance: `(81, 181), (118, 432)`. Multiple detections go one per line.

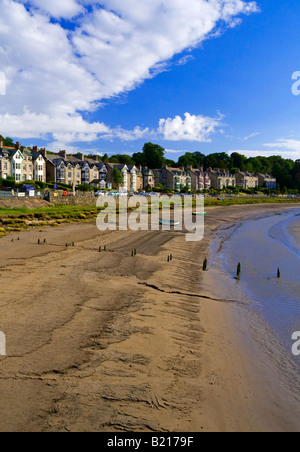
(213, 209), (300, 360)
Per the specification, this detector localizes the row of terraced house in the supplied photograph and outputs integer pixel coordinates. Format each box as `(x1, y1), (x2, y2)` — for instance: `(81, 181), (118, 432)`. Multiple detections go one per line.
(0, 141), (276, 191)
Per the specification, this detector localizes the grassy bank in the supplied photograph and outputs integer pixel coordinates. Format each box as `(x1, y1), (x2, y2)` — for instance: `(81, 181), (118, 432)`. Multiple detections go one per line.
(204, 197), (300, 207)
(0, 197), (299, 238)
(0, 206), (100, 236)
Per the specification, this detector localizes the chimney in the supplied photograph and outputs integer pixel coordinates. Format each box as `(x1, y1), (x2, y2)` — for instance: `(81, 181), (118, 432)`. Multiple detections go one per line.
(33, 146), (38, 152)
(76, 153), (85, 162)
(0, 138), (3, 149)
(41, 148), (47, 158)
(15, 141), (21, 150)
(59, 150), (67, 159)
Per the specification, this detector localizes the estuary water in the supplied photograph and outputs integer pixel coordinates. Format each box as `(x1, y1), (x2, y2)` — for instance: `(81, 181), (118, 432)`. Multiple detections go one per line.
(211, 208), (300, 366)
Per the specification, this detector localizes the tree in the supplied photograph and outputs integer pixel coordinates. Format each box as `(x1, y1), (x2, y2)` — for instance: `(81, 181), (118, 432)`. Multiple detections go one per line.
(102, 153), (109, 163)
(110, 154), (134, 165)
(113, 167), (124, 188)
(132, 152), (145, 167)
(231, 152), (247, 171)
(142, 143), (166, 169)
(4, 137), (14, 147)
(0, 136), (15, 147)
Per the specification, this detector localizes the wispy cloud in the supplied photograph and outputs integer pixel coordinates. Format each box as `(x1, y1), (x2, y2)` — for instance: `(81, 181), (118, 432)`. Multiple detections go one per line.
(264, 138), (300, 153)
(176, 55), (195, 66)
(228, 137), (300, 161)
(0, 0), (258, 146)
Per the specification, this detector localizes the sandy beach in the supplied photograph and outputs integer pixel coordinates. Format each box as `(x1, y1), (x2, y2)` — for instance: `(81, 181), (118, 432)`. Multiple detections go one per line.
(0, 203), (299, 432)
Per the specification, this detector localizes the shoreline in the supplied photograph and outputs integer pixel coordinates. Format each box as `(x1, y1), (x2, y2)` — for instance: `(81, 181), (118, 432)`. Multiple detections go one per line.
(0, 204), (299, 431)
(202, 205), (300, 432)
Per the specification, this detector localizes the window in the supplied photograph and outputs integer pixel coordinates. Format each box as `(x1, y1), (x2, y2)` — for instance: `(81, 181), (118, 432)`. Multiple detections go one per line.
(16, 163), (21, 170)
(23, 175), (27, 181)
(39, 165), (43, 171)
(68, 172), (72, 178)
(16, 174), (21, 181)
(39, 175), (43, 181)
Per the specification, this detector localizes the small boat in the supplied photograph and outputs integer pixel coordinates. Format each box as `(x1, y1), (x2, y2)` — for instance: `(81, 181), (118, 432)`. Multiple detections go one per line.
(159, 219), (180, 226)
(193, 212), (207, 216)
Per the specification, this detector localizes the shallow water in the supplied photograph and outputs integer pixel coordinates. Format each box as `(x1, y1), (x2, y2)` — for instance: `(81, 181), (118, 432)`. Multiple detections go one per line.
(211, 208), (300, 368)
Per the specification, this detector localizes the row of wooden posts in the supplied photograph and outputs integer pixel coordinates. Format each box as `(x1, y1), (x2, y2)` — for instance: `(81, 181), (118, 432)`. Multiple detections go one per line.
(203, 258), (281, 280)
(15, 239), (283, 279)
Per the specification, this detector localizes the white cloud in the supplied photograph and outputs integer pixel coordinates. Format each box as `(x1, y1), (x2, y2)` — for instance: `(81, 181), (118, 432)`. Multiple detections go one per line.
(159, 112), (222, 142)
(165, 149), (190, 154)
(176, 55), (195, 66)
(264, 139), (300, 154)
(228, 147), (300, 161)
(0, 0), (258, 147)
(23, 0), (84, 18)
(243, 132), (260, 140)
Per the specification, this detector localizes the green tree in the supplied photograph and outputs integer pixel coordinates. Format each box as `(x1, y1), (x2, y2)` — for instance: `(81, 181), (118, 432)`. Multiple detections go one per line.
(0, 136), (15, 147)
(110, 154), (134, 165)
(132, 152), (146, 167)
(231, 152), (247, 171)
(142, 143), (166, 169)
(113, 167), (124, 187)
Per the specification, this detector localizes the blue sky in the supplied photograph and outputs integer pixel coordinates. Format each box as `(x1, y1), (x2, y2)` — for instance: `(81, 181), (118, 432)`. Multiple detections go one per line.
(0, 0), (300, 161)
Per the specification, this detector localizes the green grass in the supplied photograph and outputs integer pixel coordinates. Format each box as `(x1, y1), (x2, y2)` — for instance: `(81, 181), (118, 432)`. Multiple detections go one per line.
(0, 205), (101, 236)
(0, 197), (299, 238)
(0, 205), (99, 218)
(204, 197), (300, 207)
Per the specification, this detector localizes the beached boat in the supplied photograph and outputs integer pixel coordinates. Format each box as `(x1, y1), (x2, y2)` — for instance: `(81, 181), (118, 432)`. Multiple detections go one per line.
(159, 219), (180, 226)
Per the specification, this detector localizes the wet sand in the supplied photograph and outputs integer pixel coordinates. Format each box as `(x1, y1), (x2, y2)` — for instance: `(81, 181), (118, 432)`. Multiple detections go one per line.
(0, 204), (299, 432)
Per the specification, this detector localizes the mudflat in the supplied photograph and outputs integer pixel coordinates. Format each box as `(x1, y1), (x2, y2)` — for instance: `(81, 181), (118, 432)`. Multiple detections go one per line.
(0, 204), (299, 432)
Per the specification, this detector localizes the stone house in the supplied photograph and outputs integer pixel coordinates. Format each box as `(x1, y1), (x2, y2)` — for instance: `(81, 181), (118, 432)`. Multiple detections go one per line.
(187, 167), (211, 191)
(235, 171), (259, 189)
(142, 167), (155, 190)
(258, 173), (277, 189)
(106, 163), (138, 191)
(158, 166), (192, 191)
(207, 169), (236, 190)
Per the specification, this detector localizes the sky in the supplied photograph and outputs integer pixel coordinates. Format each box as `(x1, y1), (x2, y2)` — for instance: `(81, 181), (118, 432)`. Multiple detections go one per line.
(0, 0), (300, 161)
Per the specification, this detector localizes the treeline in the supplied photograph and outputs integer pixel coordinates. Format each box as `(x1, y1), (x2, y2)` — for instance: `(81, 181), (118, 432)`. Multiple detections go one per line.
(2, 137), (300, 190)
(104, 144), (300, 191)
